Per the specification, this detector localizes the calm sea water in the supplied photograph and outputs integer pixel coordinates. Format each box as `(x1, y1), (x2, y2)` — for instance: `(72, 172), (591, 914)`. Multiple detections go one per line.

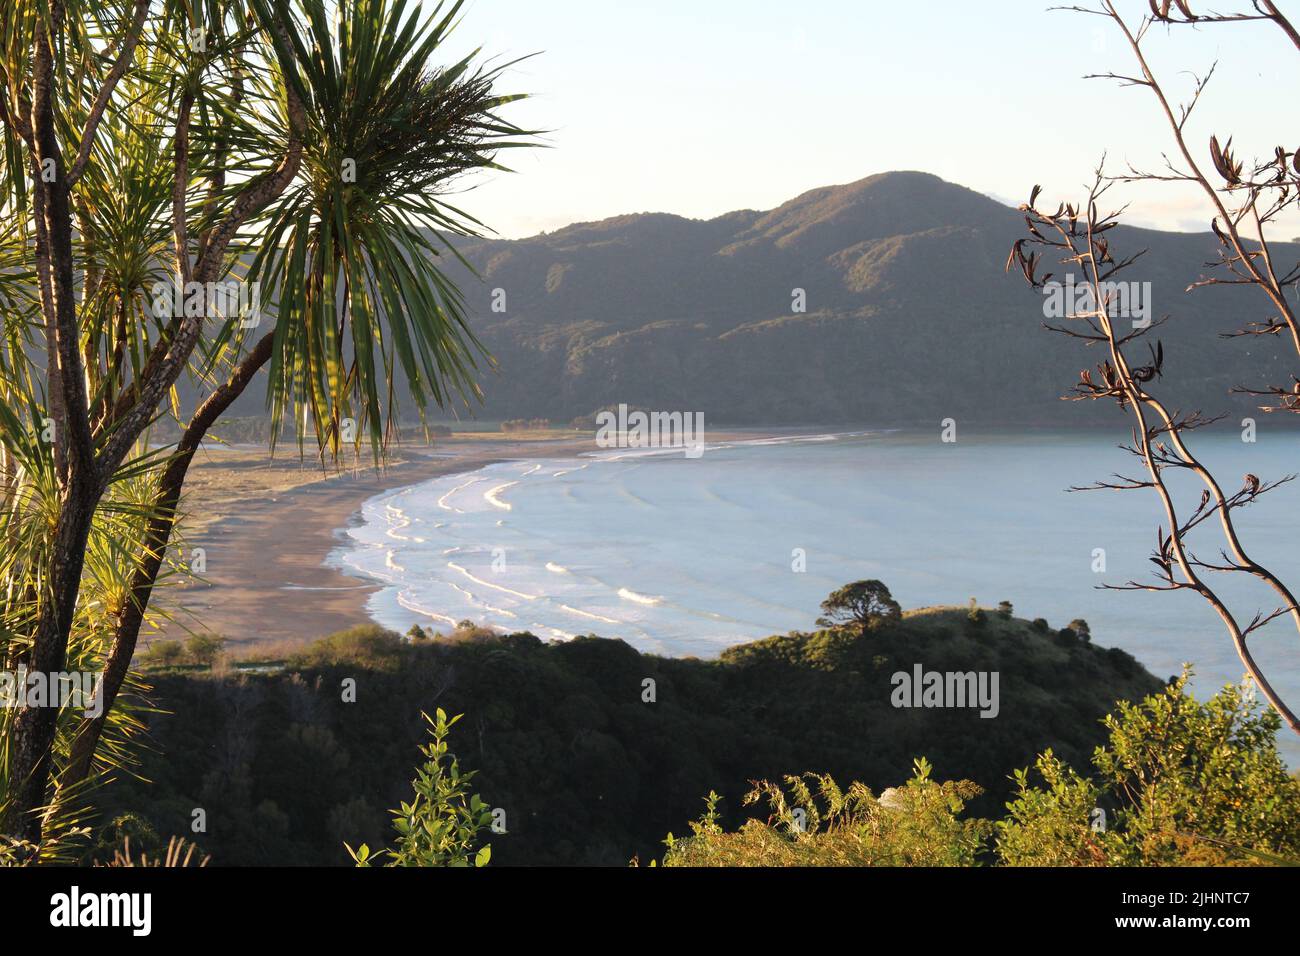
(332, 430), (1300, 762)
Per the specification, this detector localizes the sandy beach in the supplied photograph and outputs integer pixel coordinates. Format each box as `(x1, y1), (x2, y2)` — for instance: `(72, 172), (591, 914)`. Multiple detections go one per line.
(158, 430), (778, 652)
(156, 435), (601, 651)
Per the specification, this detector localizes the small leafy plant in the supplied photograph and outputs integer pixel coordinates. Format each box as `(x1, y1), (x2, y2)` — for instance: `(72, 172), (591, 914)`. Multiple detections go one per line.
(347, 710), (493, 867)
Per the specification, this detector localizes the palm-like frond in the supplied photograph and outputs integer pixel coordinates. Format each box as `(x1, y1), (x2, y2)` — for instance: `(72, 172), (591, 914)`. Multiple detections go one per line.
(245, 0), (537, 458)
(0, 388), (163, 862)
(0, 0), (537, 849)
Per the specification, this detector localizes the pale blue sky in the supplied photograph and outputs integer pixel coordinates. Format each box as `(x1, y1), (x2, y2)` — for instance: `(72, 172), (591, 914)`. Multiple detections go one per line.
(433, 0), (1299, 238)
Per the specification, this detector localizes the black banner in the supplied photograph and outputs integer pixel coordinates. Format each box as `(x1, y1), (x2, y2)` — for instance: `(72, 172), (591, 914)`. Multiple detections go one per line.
(2, 865), (1280, 943)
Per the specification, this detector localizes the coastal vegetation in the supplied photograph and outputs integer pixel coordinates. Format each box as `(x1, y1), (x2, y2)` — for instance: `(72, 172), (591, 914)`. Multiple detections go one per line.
(89, 600), (1168, 865)
(661, 676), (1300, 867)
(381, 173), (1298, 430)
(69, 596), (1300, 868)
(346, 709), (494, 868)
(0, 0), (535, 849)
(3, 0), (1298, 880)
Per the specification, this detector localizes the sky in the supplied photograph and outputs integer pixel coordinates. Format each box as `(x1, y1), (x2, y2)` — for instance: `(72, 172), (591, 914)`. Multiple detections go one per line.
(430, 0), (1300, 239)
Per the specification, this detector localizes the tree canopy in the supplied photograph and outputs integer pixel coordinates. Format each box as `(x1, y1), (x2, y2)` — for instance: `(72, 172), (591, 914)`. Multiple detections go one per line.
(816, 580), (902, 631)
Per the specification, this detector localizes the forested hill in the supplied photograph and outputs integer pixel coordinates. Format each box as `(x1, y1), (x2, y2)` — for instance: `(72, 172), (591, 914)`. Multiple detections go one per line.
(213, 170), (1299, 428)
(99, 607), (1160, 865)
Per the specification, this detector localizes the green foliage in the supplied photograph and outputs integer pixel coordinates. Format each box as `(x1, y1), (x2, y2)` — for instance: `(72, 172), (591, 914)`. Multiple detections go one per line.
(662, 759), (990, 867)
(289, 624), (406, 669)
(88, 813), (165, 865)
(141, 634), (228, 670)
(185, 634), (227, 667)
(0, 411), (159, 854)
(347, 710), (492, 867)
(98, 607), (1160, 865)
(0, 0), (535, 848)
(997, 672), (1300, 866)
(249, 0), (538, 459)
(995, 751), (1107, 866)
(143, 641), (185, 667)
(815, 580), (902, 631)
(663, 673), (1300, 868)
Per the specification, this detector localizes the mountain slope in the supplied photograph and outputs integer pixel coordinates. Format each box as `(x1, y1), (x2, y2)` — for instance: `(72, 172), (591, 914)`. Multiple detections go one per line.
(215, 170), (1299, 427)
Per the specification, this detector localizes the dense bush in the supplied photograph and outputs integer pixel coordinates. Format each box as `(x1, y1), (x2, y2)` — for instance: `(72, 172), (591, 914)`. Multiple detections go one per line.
(660, 676), (1300, 867)
(98, 607), (1159, 865)
(997, 672), (1300, 866)
(661, 759), (990, 867)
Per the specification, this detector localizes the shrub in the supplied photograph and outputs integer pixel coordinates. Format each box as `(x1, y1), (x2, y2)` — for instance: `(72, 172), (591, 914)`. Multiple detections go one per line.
(658, 671), (1300, 868)
(501, 418), (552, 432)
(347, 710), (493, 867)
(997, 672), (1300, 866)
(661, 758), (990, 867)
(185, 634), (227, 667)
(290, 625), (405, 669)
(143, 640), (184, 667)
(1054, 628), (1079, 647)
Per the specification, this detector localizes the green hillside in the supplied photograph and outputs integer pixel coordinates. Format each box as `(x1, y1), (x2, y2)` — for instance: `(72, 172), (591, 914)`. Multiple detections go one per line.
(97, 605), (1160, 865)
(189, 171), (1299, 430)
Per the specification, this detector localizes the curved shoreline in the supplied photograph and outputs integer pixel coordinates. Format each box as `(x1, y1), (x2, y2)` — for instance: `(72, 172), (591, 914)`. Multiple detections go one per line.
(158, 430), (787, 650)
(156, 438), (595, 650)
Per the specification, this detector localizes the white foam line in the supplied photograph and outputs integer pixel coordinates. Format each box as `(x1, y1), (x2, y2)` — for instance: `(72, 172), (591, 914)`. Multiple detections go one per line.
(535, 623), (578, 640)
(448, 582), (517, 618)
(545, 562), (570, 574)
(618, 587), (663, 606)
(396, 591), (458, 627)
(485, 481), (517, 511)
(447, 560), (538, 601)
(559, 603), (620, 625)
(384, 512), (424, 543)
(438, 476), (481, 513)
(552, 462), (591, 478)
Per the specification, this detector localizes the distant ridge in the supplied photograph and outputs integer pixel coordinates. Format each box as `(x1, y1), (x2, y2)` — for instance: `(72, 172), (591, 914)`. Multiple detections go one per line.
(214, 171), (1299, 427)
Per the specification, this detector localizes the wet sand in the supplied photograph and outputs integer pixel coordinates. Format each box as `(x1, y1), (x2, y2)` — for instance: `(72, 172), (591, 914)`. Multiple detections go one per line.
(159, 430), (784, 651)
(157, 437), (599, 651)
